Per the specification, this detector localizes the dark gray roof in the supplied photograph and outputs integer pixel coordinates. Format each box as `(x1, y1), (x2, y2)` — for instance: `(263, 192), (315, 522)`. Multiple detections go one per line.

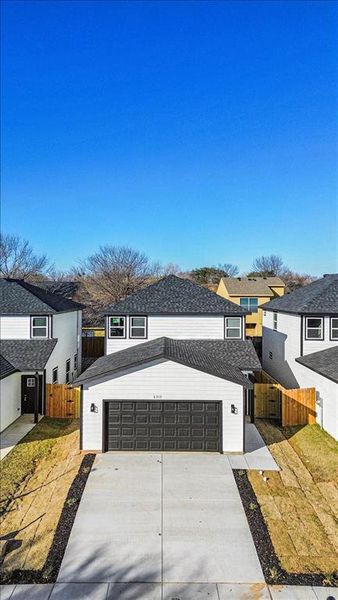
(0, 355), (18, 379)
(106, 275), (247, 315)
(74, 337), (260, 387)
(296, 346), (338, 384)
(33, 280), (80, 300)
(0, 339), (57, 371)
(0, 279), (84, 315)
(261, 274), (338, 314)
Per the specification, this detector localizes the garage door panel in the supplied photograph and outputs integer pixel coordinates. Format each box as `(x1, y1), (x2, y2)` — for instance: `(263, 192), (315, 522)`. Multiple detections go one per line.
(106, 401), (221, 452)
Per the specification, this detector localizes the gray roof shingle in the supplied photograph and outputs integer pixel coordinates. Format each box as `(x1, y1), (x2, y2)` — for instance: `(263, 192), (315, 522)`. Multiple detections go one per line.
(106, 275), (247, 315)
(261, 274), (338, 314)
(296, 346), (338, 383)
(0, 339), (57, 371)
(0, 279), (84, 315)
(221, 277), (285, 297)
(74, 337), (260, 387)
(0, 355), (18, 379)
(33, 280), (80, 300)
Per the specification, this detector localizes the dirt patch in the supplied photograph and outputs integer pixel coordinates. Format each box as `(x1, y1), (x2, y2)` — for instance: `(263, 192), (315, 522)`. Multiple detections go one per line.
(243, 421), (338, 582)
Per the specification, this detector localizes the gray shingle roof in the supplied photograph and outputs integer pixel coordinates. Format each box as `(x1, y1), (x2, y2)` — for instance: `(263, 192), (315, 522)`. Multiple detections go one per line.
(0, 339), (57, 371)
(296, 346), (338, 384)
(0, 279), (84, 315)
(74, 337), (260, 387)
(106, 275), (247, 315)
(220, 277), (285, 297)
(0, 355), (18, 379)
(261, 274), (338, 314)
(33, 280), (80, 300)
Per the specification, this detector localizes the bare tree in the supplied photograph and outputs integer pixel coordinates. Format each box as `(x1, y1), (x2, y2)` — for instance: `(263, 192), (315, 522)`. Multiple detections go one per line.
(250, 255), (286, 277)
(189, 263), (238, 285)
(282, 270), (317, 292)
(0, 234), (49, 279)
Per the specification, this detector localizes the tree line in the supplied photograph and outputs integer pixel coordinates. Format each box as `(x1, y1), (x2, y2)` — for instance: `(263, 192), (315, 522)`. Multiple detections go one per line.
(0, 233), (316, 324)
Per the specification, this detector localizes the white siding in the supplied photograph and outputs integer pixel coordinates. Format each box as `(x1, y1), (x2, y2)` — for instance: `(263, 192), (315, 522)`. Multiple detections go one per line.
(0, 316), (31, 339)
(262, 312), (302, 388)
(106, 315), (244, 354)
(0, 373), (21, 431)
(303, 316), (337, 354)
(81, 359), (244, 453)
(295, 365), (338, 440)
(45, 311), (81, 383)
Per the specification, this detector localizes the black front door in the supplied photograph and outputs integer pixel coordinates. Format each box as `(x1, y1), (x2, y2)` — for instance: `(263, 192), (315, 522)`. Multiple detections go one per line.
(21, 375), (43, 414)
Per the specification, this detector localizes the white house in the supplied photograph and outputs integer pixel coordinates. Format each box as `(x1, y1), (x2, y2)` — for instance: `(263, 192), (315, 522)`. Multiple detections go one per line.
(262, 273), (338, 440)
(75, 275), (261, 454)
(0, 279), (83, 432)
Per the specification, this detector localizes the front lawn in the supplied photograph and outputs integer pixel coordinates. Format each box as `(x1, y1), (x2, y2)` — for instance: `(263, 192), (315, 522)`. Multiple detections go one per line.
(249, 421), (338, 581)
(0, 417), (94, 582)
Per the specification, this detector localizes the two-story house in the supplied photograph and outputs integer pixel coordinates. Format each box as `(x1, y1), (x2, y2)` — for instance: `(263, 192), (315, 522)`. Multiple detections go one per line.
(0, 279), (83, 431)
(217, 276), (285, 337)
(262, 273), (338, 440)
(75, 275), (261, 454)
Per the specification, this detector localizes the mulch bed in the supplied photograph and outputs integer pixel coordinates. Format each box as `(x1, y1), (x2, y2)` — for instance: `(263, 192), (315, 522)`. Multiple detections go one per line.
(0, 453), (95, 584)
(233, 469), (338, 587)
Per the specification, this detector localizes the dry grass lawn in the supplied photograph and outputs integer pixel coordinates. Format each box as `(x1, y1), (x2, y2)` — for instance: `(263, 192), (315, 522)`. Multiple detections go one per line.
(0, 418), (82, 576)
(250, 420), (338, 578)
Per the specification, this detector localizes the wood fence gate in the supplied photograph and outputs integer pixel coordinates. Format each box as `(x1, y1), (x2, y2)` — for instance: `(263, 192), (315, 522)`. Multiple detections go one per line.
(254, 375), (316, 426)
(45, 384), (81, 418)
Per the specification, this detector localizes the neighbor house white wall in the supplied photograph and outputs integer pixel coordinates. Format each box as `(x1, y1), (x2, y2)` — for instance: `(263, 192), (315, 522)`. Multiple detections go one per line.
(81, 359), (244, 453)
(106, 315), (245, 354)
(0, 316), (31, 339)
(0, 372), (21, 431)
(45, 311), (81, 383)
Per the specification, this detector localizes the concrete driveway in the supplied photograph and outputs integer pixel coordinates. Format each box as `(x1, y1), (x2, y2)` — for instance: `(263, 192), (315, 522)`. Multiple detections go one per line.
(58, 453), (264, 588)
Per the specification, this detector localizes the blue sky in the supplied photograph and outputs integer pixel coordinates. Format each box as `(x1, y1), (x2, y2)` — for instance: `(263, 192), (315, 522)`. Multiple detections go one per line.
(1, 0), (337, 275)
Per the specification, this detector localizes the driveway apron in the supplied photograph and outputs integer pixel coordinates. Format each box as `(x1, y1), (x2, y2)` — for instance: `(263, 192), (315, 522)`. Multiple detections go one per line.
(57, 453), (264, 584)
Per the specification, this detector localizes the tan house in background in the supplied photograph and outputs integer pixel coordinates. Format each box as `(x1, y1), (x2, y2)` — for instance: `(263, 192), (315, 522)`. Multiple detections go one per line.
(217, 276), (285, 337)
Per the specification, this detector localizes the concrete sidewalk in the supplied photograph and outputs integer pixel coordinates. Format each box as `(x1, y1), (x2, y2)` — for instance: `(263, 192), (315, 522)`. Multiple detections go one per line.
(1, 583), (337, 599)
(0, 415), (42, 460)
(228, 424), (279, 471)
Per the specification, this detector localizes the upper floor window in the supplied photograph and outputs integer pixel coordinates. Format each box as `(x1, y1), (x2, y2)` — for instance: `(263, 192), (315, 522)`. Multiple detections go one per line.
(330, 318), (338, 340)
(74, 353), (78, 372)
(240, 297), (259, 313)
(130, 316), (147, 339)
(108, 316), (126, 338)
(225, 317), (242, 339)
(52, 367), (58, 384)
(305, 317), (323, 340)
(65, 359), (71, 384)
(31, 316), (48, 338)
(273, 313), (278, 331)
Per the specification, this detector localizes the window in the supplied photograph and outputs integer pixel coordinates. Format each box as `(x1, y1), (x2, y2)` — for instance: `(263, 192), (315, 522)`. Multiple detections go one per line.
(240, 297), (259, 313)
(225, 317), (242, 339)
(65, 359), (71, 384)
(330, 318), (338, 340)
(305, 317), (323, 340)
(108, 316), (126, 338)
(269, 351), (273, 360)
(27, 377), (36, 387)
(52, 367), (58, 384)
(74, 353), (78, 372)
(273, 313), (278, 331)
(31, 316), (48, 338)
(130, 316), (147, 339)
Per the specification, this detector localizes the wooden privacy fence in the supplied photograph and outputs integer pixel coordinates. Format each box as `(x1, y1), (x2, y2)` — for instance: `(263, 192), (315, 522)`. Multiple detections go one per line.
(254, 375), (316, 426)
(82, 336), (105, 358)
(45, 384), (81, 418)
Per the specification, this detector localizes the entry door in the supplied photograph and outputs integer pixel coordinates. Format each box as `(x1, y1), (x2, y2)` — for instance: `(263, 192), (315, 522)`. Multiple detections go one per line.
(21, 375), (43, 414)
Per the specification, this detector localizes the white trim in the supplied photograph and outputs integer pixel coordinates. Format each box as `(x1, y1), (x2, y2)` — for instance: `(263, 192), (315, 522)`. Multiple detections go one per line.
(31, 315), (49, 339)
(305, 316), (324, 340)
(224, 316), (242, 339)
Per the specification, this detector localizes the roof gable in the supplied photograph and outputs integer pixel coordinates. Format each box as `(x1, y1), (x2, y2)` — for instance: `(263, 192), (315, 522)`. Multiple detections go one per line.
(220, 277), (284, 297)
(0, 355), (18, 379)
(262, 274), (338, 314)
(0, 279), (84, 315)
(296, 346), (338, 383)
(75, 337), (261, 387)
(106, 275), (246, 315)
(0, 339), (57, 371)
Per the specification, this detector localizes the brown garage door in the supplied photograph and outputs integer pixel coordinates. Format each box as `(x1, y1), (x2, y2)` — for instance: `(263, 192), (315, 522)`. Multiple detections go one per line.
(104, 400), (222, 452)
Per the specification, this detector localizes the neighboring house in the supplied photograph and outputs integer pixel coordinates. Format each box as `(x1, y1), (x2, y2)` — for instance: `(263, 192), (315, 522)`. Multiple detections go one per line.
(262, 273), (338, 440)
(0, 279), (83, 432)
(74, 275), (261, 454)
(217, 276), (285, 337)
